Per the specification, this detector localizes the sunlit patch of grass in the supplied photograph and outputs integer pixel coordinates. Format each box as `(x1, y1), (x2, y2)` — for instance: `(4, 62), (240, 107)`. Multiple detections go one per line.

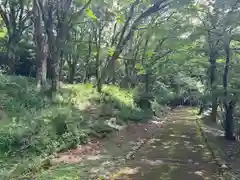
(62, 83), (98, 103)
(102, 85), (134, 107)
(110, 167), (140, 180)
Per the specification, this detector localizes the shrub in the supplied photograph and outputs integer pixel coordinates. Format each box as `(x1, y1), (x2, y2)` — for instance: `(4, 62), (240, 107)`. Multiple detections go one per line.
(0, 75), (159, 158)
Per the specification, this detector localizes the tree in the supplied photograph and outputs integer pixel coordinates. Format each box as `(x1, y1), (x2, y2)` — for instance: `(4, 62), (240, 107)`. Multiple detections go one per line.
(37, 0), (92, 92)
(33, 0), (48, 89)
(0, 0), (32, 73)
(103, 0), (171, 85)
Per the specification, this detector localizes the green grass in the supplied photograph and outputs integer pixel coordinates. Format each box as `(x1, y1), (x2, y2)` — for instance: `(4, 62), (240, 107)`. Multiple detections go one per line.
(0, 74), (154, 179)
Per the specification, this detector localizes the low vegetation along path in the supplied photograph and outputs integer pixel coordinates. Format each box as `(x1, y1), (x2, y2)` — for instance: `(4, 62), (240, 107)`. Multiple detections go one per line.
(37, 108), (225, 180)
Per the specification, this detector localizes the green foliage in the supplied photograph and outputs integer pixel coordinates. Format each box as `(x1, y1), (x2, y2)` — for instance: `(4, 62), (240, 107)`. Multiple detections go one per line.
(0, 76), (153, 159)
(0, 75), (162, 178)
(84, 7), (97, 20)
(2, 0), (240, 177)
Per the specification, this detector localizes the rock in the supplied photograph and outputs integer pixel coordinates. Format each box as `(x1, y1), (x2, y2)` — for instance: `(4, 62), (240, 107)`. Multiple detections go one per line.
(221, 164), (228, 169)
(105, 118), (125, 130)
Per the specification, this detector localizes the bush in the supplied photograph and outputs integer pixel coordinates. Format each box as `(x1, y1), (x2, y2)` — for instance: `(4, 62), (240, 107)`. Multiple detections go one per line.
(0, 76), (155, 157)
(133, 84), (154, 110)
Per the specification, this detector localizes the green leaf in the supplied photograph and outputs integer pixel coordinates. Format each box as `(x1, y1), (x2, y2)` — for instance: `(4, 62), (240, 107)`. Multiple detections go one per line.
(146, 50), (154, 58)
(116, 15), (124, 24)
(84, 7), (97, 20)
(107, 47), (115, 56)
(86, 84), (93, 89)
(216, 59), (225, 63)
(135, 63), (146, 75)
(135, 63), (142, 70)
(0, 27), (7, 38)
(137, 69), (146, 75)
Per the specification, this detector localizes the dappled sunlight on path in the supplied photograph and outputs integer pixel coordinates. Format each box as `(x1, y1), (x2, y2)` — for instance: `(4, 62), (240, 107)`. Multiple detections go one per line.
(36, 108), (225, 180)
(108, 108), (223, 180)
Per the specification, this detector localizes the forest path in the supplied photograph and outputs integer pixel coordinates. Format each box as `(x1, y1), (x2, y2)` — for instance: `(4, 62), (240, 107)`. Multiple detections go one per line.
(36, 108), (226, 180)
(108, 108), (224, 180)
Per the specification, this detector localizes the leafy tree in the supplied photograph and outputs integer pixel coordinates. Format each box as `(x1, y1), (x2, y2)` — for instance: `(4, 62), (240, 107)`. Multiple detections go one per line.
(0, 0), (32, 73)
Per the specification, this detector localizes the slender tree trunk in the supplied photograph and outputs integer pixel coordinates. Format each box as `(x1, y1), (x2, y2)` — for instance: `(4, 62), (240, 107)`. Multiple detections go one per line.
(7, 40), (17, 74)
(93, 23), (103, 93)
(69, 63), (75, 84)
(41, 54), (47, 83)
(36, 45), (48, 89)
(145, 73), (149, 93)
(51, 50), (61, 92)
(123, 61), (130, 88)
(84, 33), (92, 83)
(209, 53), (218, 122)
(34, 0), (48, 89)
(223, 41), (235, 140)
(96, 44), (101, 92)
(68, 55), (77, 84)
(59, 50), (64, 82)
(224, 100), (235, 140)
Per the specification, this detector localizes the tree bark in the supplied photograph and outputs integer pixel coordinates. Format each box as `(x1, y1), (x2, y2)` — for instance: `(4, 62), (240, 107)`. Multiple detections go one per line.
(223, 40), (235, 140)
(38, 0), (91, 93)
(34, 0), (47, 89)
(95, 30), (102, 93)
(224, 100), (235, 140)
(69, 64), (76, 84)
(59, 50), (64, 82)
(209, 52), (218, 122)
(67, 54), (76, 84)
(84, 33), (92, 83)
(7, 42), (17, 74)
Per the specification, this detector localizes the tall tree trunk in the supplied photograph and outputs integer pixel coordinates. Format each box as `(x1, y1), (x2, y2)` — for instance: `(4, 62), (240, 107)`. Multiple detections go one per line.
(68, 55), (77, 84)
(36, 44), (47, 89)
(224, 100), (235, 140)
(59, 50), (64, 82)
(69, 64), (75, 84)
(7, 39), (17, 74)
(145, 72), (149, 93)
(123, 61), (130, 88)
(96, 40), (101, 93)
(38, 0), (74, 93)
(93, 23), (103, 93)
(84, 33), (92, 83)
(51, 56), (60, 91)
(223, 41), (235, 140)
(34, 0), (47, 89)
(209, 52), (218, 122)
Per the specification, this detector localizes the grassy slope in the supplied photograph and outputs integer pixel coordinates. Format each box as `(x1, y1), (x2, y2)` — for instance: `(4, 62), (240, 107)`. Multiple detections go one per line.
(0, 75), (152, 179)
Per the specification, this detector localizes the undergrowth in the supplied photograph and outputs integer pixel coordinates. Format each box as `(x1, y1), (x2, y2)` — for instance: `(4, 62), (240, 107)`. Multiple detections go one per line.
(0, 75), (155, 179)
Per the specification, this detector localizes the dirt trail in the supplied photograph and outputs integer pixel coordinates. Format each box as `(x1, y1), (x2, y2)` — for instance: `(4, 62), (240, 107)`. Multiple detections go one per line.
(109, 108), (223, 180)
(36, 108), (225, 180)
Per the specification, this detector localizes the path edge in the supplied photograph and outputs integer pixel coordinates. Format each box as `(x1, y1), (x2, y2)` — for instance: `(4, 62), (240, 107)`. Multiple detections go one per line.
(195, 116), (235, 180)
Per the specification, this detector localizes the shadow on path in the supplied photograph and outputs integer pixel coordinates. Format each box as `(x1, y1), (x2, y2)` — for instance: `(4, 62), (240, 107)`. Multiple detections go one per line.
(36, 108), (224, 180)
(109, 108), (223, 180)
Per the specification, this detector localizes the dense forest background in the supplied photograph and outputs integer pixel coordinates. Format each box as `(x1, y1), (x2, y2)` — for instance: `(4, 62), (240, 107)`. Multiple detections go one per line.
(1, 0), (240, 179)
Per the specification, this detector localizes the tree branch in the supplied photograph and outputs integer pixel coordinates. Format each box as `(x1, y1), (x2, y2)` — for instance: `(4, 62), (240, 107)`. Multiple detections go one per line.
(69, 0), (93, 23)
(0, 5), (9, 31)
